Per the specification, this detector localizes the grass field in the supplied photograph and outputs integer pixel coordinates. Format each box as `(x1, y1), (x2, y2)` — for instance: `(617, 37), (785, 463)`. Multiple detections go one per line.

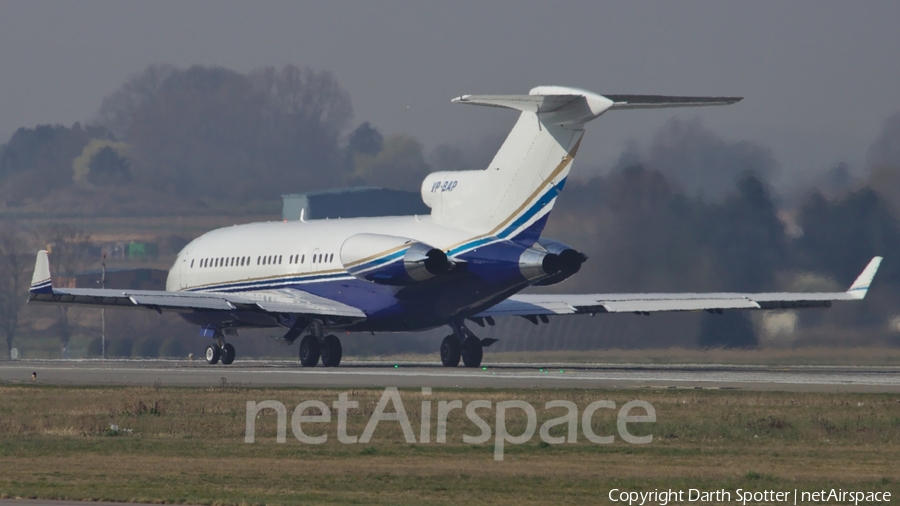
(0, 385), (898, 505)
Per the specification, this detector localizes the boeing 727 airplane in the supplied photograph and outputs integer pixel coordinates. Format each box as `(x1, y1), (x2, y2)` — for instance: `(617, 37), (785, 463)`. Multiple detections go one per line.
(28, 86), (882, 368)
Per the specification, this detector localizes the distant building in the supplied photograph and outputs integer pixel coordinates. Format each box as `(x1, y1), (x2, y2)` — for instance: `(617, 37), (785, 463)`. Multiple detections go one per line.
(282, 187), (429, 221)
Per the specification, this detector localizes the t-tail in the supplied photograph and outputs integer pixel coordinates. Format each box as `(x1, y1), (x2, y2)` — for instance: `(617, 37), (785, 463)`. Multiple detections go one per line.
(422, 86), (742, 246)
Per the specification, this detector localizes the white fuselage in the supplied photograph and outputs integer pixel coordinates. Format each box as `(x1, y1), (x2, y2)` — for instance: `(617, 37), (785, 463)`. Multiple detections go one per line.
(166, 215), (472, 292)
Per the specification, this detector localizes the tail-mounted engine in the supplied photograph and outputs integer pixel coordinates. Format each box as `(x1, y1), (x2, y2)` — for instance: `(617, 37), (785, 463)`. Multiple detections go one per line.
(531, 238), (587, 286)
(340, 233), (453, 285)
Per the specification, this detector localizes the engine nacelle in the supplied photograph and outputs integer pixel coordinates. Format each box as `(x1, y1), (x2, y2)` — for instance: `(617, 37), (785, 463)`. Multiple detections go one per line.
(518, 247), (562, 281)
(340, 233), (453, 285)
(532, 238), (588, 286)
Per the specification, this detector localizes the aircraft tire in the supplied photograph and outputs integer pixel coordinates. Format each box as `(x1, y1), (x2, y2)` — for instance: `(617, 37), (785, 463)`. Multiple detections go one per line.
(299, 335), (321, 367)
(221, 343), (236, 365)
(321, 335), (342, 367)
(205, 344), (220, 365)
(461, 336), (483, 368)
(440, 335), (461, 367)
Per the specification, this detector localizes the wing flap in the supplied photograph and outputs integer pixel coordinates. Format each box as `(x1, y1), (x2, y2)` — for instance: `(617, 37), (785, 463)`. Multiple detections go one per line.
(226, 289), (366, 318)
(128, 293), (236, 310)
(602, 298), (760, 313)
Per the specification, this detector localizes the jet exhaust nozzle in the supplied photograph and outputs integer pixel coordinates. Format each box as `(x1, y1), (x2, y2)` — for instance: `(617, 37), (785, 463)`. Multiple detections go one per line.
(531, 239), (588, 286)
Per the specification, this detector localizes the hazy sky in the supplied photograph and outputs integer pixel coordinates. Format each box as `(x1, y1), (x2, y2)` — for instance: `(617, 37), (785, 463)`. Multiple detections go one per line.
(2, 1), (899, 188)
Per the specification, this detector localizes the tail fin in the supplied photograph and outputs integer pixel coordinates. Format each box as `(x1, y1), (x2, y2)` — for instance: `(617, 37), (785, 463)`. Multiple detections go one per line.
(421, 86), (742, 247)
(30, 250), (53, 294)
(422, 86), (605, 244)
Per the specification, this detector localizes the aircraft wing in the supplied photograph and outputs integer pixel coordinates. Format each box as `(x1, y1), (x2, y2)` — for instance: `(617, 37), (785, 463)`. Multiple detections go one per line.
(477, 257), (882, 317)
(27, 251), (365, 319)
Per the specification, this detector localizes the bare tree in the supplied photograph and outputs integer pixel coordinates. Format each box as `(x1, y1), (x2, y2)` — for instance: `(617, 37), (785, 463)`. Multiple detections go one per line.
(0, 223), (32, 358)
(37, 225), (93, 357)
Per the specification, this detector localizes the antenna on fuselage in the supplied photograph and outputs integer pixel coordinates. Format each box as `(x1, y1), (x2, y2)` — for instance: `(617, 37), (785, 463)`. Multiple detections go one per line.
(300, 208), (306, 222)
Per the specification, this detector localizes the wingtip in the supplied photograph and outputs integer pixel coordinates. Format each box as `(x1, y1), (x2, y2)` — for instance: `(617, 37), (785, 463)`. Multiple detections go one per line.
(29, 250), (53, 295)
(846, 256), (883, 299)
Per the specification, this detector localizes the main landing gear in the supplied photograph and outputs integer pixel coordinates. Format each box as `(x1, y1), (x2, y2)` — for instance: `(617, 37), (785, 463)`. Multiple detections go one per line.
(298, 333), (343, 367)
(440, 319), (496, 368)
(205, 329), (236, 365)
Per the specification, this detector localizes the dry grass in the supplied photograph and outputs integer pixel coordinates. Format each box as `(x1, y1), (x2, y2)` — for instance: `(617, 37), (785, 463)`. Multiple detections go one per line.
(0, 385), (898, 505)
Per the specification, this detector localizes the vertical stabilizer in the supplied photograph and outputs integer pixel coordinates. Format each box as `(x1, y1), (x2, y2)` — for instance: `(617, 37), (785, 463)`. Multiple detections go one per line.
(421, 87), (612, 245)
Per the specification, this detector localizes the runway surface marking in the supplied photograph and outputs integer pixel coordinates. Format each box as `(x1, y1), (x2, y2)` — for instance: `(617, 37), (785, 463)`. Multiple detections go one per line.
(2, 360), (899, 391)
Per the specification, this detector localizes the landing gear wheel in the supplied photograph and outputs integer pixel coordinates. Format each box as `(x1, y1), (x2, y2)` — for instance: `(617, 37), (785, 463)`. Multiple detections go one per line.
(440, 335), (461, 367)
(462, 336), (483, 368)
(299, 335), (321, 367)
(321, 335), (343, 367)
(221, 343), (236, 365)
(205, 344), (220, 365)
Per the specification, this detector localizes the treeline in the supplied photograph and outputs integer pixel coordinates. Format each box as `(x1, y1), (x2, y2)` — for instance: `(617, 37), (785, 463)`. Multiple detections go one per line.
(0, 64), (432, 216)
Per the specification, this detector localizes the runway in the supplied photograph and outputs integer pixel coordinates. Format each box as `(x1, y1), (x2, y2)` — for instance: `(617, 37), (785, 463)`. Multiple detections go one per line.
(2, 359), (900, 392)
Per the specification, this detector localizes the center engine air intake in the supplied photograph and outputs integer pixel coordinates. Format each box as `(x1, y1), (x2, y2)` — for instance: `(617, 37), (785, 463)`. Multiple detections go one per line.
(340, 233), (453, 285)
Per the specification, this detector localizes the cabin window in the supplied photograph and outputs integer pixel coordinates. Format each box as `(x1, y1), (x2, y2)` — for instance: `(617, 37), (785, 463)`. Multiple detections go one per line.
(190, 259), (194, 268)
(329, 253), (333, 263)
(256, 256), (260, 265)
(301, 254), (305, 264)
(240, 257), (244, 266)
(278, 255), (282, 264)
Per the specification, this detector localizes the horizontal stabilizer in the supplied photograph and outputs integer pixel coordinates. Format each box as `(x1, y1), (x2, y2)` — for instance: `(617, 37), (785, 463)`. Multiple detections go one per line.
(452, 94), (582, 113)
(605, 94), (743, 110)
